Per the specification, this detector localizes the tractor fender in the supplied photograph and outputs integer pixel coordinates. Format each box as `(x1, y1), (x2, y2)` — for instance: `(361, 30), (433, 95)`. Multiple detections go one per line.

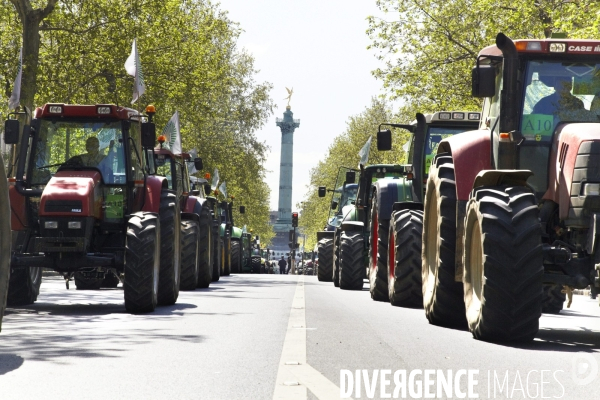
(231, 226), (243, 240)
(438, 129), (491, 201)
(340, 204), (358, 223)
(141, 175), (168, 213)
(181, 212), (200, 223)
(472, 170), (533, 189)
(392, 201), (423, 212)
(340, 221), (364, 232)
(316, 231), (335, 241)
(372, 177), (414, 221)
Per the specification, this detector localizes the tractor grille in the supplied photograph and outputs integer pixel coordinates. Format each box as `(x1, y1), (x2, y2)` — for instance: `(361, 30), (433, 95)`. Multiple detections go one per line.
(569, 141), (600, 226)
(44, 200), (83, 213)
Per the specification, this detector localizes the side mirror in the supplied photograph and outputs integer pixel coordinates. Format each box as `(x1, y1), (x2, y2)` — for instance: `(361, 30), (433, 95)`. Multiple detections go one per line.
(472, 64), (496, 98)
(194, 157), (203, 171)
(240, 205), (246, 214)
(345, 171), (356, 184)
(141, 122), (156, 148)
(331, 200), (338, 210)
(204, 183), (211, 195)
(4, 119), (20, 144)
(318, 186), (327, 197)
(377, 129), (392, 151)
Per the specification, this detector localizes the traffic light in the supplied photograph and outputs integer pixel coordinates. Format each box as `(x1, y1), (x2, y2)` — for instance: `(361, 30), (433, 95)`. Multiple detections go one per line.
(292, 212), (298, 227)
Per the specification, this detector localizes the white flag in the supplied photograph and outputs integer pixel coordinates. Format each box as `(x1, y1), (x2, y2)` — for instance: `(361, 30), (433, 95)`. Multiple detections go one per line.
(358, 136), (372, 168)
(187, 148), (198, 174)
(211, 168), (220, 191)
(8, 47), (22, 110)
(124, 39), (146, 104)
(219, 181), (227, 198)
(161, 111), (182, 154)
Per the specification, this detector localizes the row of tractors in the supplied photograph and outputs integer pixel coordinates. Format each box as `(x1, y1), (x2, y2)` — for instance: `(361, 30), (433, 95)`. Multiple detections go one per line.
(316, 32), (600, 342)
(0, 102), (268, 330)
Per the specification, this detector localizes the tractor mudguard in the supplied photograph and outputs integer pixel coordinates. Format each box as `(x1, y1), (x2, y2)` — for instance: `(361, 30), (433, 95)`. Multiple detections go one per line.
(372, 178), (414, 220)
(472, 170), (533, 189)
(340, 204), (358, 223)
(231, 226), (243, 240)
(219, 223), (226, 238)
(438, 129), (490, 202)
(181, 212), (200, 223)
(316, 231), (335, 241)
(392, 201), (423, 212)
(141, 175), (168, 213)
(340, 221), (364, 231)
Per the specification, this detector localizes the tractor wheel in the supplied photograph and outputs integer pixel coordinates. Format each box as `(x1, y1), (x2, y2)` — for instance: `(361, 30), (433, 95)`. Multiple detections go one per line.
(101, 271), (121, 288)
(339, 231), (364, 290)
(251, 257), (261, 273)
(542, 284), (565, 314)
(317, 237), (333, 282)
(369, 196), (390, 302)
(333, 229), (341, 287)
(223, 237), (231, 276)
(157, 191), (181, 306)
(422, 155), (466, 327)
(196, 204), (213, 288)
(388, 209), (423, 307)
(7, 267), (42, 306)
(211, 223), (221, 282)
(0, 155), (9, 329)
(230, 240), (241, 273)
(74, 272), (102, 290)
(124, 212), (160, 313)
(463, 186), (543, 342)
(179, 221), (199, 291)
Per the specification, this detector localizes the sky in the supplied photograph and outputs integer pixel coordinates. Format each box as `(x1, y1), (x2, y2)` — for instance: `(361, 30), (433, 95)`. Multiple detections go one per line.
(217, 0), (386, 211)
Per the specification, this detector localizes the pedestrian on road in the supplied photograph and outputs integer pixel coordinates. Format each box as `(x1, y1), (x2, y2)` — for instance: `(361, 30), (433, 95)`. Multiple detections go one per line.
(278, 256), (287, 275)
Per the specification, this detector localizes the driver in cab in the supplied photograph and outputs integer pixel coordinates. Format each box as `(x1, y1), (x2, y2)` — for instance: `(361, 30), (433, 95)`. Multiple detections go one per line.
(69, 137), (105, 167)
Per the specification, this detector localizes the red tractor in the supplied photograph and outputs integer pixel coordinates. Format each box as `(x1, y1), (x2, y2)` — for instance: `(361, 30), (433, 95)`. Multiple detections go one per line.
(153, 146), (213, 289)
(4, 103), (180, 313)
(423, 33), (600, 341)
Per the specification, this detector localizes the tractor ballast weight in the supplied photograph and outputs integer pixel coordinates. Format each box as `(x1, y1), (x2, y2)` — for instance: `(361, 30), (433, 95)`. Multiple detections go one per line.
(4, 103), (177, 313)
(423, 33), (600, 341)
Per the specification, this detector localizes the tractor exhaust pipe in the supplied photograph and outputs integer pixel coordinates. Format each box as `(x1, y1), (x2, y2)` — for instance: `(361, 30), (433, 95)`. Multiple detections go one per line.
(495, 33), (519, 136)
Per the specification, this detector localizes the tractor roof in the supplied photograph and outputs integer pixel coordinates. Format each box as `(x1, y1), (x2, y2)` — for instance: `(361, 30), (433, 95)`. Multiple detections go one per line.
(479, 39), (600, 58)
(35, 104), (139, 120)
(425, 111), (481, 124)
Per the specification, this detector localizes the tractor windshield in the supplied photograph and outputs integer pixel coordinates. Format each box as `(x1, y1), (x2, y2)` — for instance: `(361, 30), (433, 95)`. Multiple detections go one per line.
(32, 119), (126, 185)
(424, 126), (472, 175)
(520, 60), (600, 195)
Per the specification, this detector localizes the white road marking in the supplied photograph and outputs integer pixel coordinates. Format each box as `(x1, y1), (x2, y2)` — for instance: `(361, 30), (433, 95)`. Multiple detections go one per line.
(273, 276), (354, 400)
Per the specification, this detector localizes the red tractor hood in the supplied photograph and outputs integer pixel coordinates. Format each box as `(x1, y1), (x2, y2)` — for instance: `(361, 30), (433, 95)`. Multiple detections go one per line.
(39, 171), (103, 218)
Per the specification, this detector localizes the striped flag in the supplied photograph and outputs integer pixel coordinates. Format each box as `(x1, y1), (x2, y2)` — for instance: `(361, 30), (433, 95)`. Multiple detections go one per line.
(8, 47), (22, 110)
(124, 39), (146, 104)
(161, 111), (182, 154)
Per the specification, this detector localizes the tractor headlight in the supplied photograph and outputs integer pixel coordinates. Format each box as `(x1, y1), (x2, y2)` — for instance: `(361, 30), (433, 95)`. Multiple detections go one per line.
(68, 221), (82, 229)
(583, 183), (600, 196)
(45, 221), (58, 229)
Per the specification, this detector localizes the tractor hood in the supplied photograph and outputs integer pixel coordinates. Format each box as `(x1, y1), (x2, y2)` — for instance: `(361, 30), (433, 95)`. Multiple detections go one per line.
(39, 171), (102, 218)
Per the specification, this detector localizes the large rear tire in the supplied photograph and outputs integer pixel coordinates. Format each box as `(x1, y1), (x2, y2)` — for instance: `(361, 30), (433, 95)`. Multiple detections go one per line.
(333, 229), (341, 287)
(230, 240), (241, 273)
(211, 222), (221, 282)
(542, 284), (565, 314)
(422, 155), (466, 327)
(179, 221), (199, 291)
(388, 209), (423, 307)
(124, 212), (160, 313)
(339, 231), (364, 290)
(196, 204), (213, 288)
(369, 196), (389, 302)
(463, 186), (543, 342)
(157, 191), (181, 306)
(7, 267), (42, 306)
(317, 237), (333, 282)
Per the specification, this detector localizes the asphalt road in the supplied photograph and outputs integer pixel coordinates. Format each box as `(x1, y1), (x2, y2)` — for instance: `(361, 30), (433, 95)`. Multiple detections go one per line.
(0, 273), (598, 400)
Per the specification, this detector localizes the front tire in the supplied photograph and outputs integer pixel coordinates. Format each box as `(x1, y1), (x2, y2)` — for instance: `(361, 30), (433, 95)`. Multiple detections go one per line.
(369, 196), (389, 302)
(157, 191), (181, 306)
(211, 222), (221, 282)
(180, 221), (199, 291)
(196, 204), (213, 288)
(74, 272), (102, 290)
(463, 186), (543, 342)
(333, 229), (341, 287)
(317, 237), (333, 282)
(339, 231), (364, 290)
(422, 155), (465, 326)
(7, 267), (42, 306)
(542, 284), (566, 314)
(124, 212), (160, 313)
(230, 240), (241, 273)
(388, 209), (423, 307)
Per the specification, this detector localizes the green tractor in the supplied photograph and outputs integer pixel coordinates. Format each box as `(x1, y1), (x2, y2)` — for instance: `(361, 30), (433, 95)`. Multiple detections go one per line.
(316, 167), (358, 282)
(379, 111), (481, 307)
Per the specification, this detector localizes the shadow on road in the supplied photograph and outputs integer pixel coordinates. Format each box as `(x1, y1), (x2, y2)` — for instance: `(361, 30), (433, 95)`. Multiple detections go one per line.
(0, 354), (24, 375)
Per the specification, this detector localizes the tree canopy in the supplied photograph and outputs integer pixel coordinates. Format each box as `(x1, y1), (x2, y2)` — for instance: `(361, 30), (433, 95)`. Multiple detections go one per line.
(1, 0), (274, 243)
